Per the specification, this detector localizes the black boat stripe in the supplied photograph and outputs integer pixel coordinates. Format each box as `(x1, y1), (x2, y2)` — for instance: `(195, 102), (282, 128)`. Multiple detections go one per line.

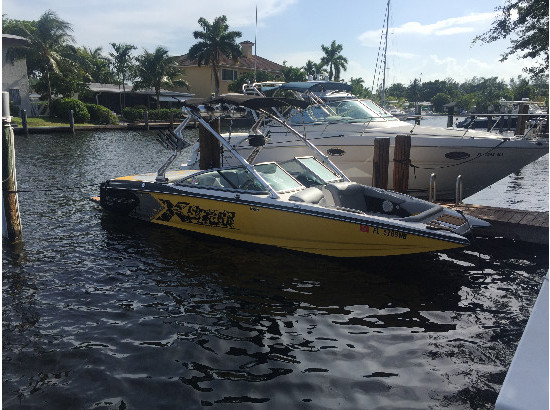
(102, 180), (468, 245)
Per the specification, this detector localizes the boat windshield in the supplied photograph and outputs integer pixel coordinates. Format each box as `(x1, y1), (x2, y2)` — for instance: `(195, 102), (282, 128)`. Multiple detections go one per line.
(278, 157), (342, 187)
(287, 99), (398, 126)
(254, 163), (303, 192)
(177, 168), (266, 192)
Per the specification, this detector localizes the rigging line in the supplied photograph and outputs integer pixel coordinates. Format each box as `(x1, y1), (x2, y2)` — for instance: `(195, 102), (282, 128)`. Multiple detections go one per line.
(3, 182), (100, 194)
(372, 0), (390, 94)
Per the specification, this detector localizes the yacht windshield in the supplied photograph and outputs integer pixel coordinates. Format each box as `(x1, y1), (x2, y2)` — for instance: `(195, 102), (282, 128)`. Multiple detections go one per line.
(358, 100), (398, 120)
(287, 99), (398, 126)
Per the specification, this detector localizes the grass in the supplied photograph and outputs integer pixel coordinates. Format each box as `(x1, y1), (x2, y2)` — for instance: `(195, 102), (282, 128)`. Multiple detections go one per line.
(10, 116), (107, 127)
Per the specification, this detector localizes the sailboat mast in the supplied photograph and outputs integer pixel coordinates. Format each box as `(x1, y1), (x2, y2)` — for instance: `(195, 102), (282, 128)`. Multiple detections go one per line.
(381, 0), (390, 108)
(254, 5), (257, 82)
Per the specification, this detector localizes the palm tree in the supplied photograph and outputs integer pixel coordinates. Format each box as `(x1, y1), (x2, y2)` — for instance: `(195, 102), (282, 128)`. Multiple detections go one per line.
(188, 15), (242, 96)
(349, 77), (367, 97)
(7, 10), (75, 112)
(109, 43), (136, 111)
(302, 60), (319, 77)
(133, 46), (189, 109)
(78, 46), (113, 83)
(320, 40), (348, 81)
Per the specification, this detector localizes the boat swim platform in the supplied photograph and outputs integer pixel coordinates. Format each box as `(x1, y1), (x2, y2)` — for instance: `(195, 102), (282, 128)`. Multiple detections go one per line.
(441, 203), (549, 245)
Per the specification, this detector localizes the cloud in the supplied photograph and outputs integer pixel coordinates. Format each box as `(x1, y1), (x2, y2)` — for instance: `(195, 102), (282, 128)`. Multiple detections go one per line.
(388, 51), (416, 59)
(1, 0), (296, 54)
(358, 12), (496, 46)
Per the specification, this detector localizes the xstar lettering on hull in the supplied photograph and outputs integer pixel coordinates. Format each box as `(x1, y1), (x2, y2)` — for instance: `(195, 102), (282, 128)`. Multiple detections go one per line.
(154, 198), (236, 229)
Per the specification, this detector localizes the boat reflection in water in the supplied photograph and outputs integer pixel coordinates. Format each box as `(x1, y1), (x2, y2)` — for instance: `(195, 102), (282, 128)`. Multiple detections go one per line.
(98, 95), (488, 257)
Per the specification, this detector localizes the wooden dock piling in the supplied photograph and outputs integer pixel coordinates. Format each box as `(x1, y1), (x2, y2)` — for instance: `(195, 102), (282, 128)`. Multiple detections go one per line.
(372, 137), (390, 189)
(515, 104), (529, 135)
(446, 104), (454, 128)
(2, 92), (23, 241)
(69, 109), (75, 135)
(21, 109), (29, 136)
(393, 134), (411, 193)
(199, 117), (221, 170)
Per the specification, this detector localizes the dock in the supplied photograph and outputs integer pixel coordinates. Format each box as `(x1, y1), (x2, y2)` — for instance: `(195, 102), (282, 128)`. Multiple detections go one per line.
(495, 272), (548, 409)
(443, 203), (549, 245)
(11, 121), (182, 134)
(11, 114), (253, 135)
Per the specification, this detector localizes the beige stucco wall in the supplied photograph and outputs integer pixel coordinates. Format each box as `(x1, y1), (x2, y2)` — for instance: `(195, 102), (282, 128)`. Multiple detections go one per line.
(176, 66), (256, 98)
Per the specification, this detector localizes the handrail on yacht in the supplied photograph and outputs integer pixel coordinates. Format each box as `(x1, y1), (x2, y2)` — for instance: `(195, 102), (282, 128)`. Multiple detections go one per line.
(429, 173), (437, 203)
(455, 175), (463, 206)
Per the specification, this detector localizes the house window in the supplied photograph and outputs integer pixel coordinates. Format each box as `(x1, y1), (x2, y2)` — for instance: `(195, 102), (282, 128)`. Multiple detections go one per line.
(221, 69), (238, 81)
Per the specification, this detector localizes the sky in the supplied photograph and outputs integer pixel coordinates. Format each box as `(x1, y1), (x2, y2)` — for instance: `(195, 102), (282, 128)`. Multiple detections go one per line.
(1, 0), (536, 88)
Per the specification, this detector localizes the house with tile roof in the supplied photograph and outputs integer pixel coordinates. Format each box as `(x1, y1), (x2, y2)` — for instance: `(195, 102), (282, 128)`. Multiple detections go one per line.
(175, 41), (284, 98)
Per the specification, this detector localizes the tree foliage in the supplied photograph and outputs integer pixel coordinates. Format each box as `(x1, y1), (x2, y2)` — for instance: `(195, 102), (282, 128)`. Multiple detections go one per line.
(227, 71), (278, 93)
(188, 15), (242, 96)
(280, 64), (307, 82)
(319, 40), (348, 81)
(474, 0), (549, 78)
(380, 75), (547, 113)
(109, 43), (137, 111)
(3, 10), (76, 112)
(133, 47), (188, 109)
(78, 46), (113, 84)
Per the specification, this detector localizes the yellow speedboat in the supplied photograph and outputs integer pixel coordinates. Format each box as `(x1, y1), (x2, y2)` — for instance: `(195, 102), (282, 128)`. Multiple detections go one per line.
(98, 95), (488, 257)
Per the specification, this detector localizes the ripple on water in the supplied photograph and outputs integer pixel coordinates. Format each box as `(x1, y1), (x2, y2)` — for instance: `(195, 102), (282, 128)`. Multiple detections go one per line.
(2, 130), (547, 408)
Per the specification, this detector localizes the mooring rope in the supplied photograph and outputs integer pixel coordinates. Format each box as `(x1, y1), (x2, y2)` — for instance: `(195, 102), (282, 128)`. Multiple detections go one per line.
(3, 182), (100, 194)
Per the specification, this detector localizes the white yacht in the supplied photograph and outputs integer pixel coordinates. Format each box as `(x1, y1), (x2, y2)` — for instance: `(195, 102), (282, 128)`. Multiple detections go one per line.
(191, 81), (548, 200)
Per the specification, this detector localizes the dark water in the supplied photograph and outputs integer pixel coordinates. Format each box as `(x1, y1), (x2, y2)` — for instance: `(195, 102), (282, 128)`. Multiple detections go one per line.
(3, 130), (548, 409)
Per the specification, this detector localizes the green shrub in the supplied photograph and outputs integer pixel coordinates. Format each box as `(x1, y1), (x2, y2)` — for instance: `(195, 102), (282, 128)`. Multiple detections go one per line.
(122, 107), (183, 122)
(86, 103), (118, 124)
(50, 98), (90, 123)
(122, 107), (144, 122)
(9, 101), (20, 117)
(149, 108), (182, 121)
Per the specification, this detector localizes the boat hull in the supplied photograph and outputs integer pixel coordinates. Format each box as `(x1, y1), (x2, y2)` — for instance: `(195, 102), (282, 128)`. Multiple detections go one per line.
(100, 182), (468, 258)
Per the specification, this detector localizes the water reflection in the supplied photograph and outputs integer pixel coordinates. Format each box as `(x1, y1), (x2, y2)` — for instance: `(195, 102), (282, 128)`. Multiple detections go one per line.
(2, 130), (547, 408)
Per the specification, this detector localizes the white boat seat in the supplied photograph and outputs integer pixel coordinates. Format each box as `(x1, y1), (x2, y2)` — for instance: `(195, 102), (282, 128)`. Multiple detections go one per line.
(288, 187), (324, 204)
